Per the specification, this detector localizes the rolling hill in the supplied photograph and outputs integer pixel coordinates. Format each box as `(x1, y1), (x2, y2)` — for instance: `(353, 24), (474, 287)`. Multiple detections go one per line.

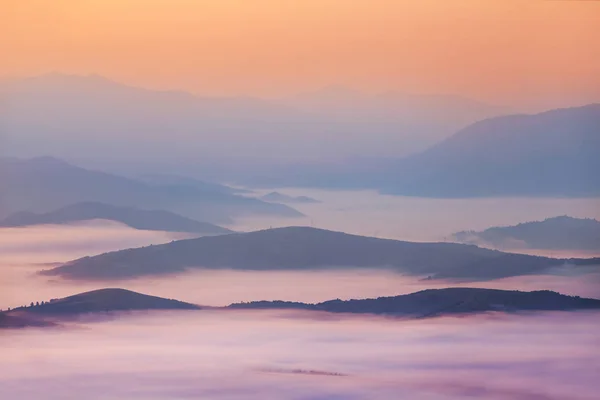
(452, 216), (600, 251)
(0, 288), (200, 328)
(229, 288), (600, 317)
(3, 287), (598, 329)
(41, 227), (598, 281)
(8, 288), (200, 315)
(0, 202), (232, 235)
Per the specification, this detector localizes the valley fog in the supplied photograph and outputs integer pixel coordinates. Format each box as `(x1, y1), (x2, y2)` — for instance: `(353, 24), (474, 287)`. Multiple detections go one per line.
(1, 310), (599, 400)
(1, 191), (599, 400)
(1, 207), (599, 310)
(231, 188), (600, 248)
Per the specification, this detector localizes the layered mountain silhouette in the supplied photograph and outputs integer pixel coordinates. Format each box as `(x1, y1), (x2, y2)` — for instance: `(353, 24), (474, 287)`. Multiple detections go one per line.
(222, 104), (600, 196)
(41, 227), (599, 281)
(452, 216), (600, 251)
(0, 157), (302, 224)
(379, 104), (600, 197)
(229, 288), (600, 317)
(0, 73), (505, 173)
(0, 202), (232, 235)
(261, 192), (320, 204)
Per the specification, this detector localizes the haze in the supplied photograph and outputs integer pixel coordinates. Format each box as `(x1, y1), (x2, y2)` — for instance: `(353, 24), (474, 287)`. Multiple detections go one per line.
(2, 311), (599, 400)
(3, 0), (599, 110)
(2, 1), (600, 399)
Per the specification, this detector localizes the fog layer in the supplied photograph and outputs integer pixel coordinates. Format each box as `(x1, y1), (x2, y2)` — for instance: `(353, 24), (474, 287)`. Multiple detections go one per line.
(1, 311), (599, 400)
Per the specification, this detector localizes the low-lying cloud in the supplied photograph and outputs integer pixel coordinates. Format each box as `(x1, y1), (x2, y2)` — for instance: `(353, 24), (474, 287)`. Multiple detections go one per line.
(1, 310), (598, 399)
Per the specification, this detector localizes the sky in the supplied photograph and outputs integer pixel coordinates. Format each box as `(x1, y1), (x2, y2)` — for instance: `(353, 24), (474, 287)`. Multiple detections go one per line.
(2, 0), (600, 108)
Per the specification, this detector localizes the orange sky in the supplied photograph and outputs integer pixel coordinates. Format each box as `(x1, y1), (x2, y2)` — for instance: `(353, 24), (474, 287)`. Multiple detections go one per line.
(2, 0), (599, 108)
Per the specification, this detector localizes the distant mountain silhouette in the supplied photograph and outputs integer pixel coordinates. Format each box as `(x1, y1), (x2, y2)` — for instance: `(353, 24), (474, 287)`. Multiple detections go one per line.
(380, 104), (600, 197)
(229, 288), (600, 317)
(1, 73), (506, 173)
(0, 157), (302, 224)
(41, 227), (599, 281)
(261, 192), (320, 204)
(3, 288), (597, 328)
(0, 202), (232, 235)
(452, 216), (600, 251)
(190, 104), (600, 192)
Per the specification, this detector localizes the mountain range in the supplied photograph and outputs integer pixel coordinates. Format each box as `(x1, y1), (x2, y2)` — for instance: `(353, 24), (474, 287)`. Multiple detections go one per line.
(0, 202), (232, 235)
(0, 73), (506, 172)
(2, 287), (599, 329)
(0, 156), (301, 224)
(452, 216), (600, 251)
(219, 104), (600, 197)
(230, 287), (600, 317)
(378, 104), (600, 197)
(2, 74), (598, 197)
(40, 227), (599, 281)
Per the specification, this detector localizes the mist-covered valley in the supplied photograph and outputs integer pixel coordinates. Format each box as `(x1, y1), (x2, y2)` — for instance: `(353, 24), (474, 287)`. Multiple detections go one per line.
(2, 2), (600, 397)
(2, 307), (599, 399)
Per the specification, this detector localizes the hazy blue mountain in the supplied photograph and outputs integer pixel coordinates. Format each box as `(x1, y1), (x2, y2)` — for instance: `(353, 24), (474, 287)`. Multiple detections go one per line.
(0, 202), (232, 235)
(194, 104), (600, 193)
(0, 74), (506, 171)
(380, 104), (600, 197)
(261, 192), (320, 204)
(452, 216), (600, 251)
(229, 288), (600, 317)
(41, 227), (598, 281)
(0, 156), (302, 224)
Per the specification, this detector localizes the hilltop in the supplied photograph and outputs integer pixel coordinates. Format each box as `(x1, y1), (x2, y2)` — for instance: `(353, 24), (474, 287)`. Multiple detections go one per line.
(7, 288), (200, 315)
(452, 216), (600, 251)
